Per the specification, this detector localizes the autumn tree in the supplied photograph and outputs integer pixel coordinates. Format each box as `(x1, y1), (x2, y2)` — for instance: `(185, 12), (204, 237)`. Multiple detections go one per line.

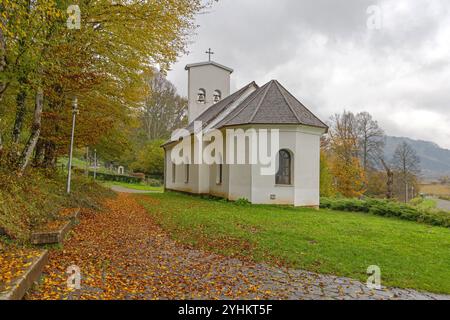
(327, 111), (366, 197)
(392, 142), (421, 202)
(0, 1), (6, 100)
(355, 111), (385, 172)
(141, 72), (187, 141)
(130, 139), (165, 177)
(0, 0), (209, 174)
(319, 150), (335, 197)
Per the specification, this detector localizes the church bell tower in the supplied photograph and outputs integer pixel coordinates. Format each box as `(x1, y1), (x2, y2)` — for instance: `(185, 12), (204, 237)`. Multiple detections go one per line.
(185, 50), (233, 123)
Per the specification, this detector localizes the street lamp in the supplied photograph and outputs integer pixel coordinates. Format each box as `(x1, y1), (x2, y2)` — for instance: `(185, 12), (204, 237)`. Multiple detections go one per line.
(66, 96), (79, 194)
(93, 148), (97, 180)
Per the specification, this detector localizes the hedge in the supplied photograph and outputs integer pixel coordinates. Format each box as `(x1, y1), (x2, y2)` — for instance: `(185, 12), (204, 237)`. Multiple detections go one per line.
(73, 169), (142, 184)
(320, 197), (450, 228)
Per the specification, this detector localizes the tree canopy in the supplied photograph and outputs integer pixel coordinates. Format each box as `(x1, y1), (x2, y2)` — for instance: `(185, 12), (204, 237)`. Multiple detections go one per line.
(0, 0), (209, 173)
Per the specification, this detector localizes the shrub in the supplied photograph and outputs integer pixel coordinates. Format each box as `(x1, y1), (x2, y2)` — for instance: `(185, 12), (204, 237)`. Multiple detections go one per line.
(235, 198), (251, 206)
(320, 197), (450, 228)
(146, 178), (162, 187)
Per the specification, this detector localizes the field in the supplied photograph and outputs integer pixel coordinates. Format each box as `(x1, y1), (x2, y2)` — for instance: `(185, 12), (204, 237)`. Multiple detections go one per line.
(140, 192), (450, 294)
(420, 184), (450, 196)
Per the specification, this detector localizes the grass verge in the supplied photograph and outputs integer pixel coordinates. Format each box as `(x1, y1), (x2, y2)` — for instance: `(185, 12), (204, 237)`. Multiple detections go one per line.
(140, 192), (450, 294)
(102, 181), (163, 192)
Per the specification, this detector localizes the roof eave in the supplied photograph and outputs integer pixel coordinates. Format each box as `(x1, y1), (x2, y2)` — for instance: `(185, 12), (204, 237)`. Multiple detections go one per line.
(217, 122), (328, 132)
(185, 61), (234, 73)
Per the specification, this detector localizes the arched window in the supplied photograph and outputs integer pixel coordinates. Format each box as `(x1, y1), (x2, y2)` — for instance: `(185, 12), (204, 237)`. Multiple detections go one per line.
(216, 154), (223, 185)
(197, 88), (206, 103)
(172, 163), (176, 183)
(185, 164), (190, 183)
(213, 90), (222, 103)
(216, 164), (223, 185)
(276, 150), (292, 185)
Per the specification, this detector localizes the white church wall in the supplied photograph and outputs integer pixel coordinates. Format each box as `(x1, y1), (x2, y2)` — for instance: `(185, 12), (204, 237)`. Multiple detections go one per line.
(164, 124), (325, 207)
(197, 163), (210, 194)
(250, 128), (296, 205)
(293, 127), (323, 207)
(247, 125), (324, 206)
(228, 164), (252, 201)
(164, 145), (201, 194)
(209, 163), (229, 198)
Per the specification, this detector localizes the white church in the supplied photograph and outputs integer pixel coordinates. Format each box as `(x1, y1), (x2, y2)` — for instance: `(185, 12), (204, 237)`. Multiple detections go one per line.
(162, 58), (328, 207)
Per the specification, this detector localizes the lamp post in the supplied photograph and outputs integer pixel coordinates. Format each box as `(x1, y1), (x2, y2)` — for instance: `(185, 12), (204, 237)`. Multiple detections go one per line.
(93, 148), (97, 180)
(66, 97), (79, 194)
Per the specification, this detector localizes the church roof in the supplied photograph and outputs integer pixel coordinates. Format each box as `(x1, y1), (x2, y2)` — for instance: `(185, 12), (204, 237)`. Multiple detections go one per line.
(184, 81), (258, 134)
(162, 80), (327, 147)
(215, 80), (328, 129)
(185, 61), (234, 73)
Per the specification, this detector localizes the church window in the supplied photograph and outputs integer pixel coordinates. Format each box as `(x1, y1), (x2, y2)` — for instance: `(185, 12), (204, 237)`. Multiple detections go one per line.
(276, 149), (292, 185)
(185, 164), (190, 183)
(216, 164), (223, 185)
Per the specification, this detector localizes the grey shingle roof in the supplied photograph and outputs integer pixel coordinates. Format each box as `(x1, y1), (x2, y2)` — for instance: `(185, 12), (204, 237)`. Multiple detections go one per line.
(184, 81), (258, 134)
(162, 79), (327, 147)
(215, 80), (328, 129)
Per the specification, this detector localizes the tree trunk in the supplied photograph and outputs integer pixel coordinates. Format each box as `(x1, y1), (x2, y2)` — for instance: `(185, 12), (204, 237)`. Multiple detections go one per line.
(0, 10), (7, 101)
(12, 81), (27, 143)
(0, 126), (3, 157)
(17, 89), (43, 175)
(33, 138), (45, 166)
(380, 158), (394, 199)
(43, 141), (57, 168)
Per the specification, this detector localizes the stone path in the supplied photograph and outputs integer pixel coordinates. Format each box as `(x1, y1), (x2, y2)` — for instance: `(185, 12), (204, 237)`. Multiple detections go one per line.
(27, 194), (449, 300)
(435, 198), (450, 211)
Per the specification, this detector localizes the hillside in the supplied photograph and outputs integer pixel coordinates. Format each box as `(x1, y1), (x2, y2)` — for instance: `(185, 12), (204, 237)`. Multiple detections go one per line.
(384, 136), (450, 180)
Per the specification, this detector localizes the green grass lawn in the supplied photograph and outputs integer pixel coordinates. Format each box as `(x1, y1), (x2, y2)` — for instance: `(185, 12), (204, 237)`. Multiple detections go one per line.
(103, 181), (163, 192)
(140, 192), (450, 294)
(58, 157), (113, 174)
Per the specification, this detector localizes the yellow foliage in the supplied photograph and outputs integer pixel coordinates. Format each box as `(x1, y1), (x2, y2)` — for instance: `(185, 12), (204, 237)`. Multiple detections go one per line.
(330, 156), (367, 198)
(320, 150), (336, 197)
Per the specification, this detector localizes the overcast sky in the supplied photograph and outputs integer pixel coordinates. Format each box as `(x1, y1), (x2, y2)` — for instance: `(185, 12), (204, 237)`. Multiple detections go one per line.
(166, 0), (450, 149)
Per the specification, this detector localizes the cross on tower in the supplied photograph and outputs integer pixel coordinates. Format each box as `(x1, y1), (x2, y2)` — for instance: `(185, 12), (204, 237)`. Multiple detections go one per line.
(205, 48), (214, 61)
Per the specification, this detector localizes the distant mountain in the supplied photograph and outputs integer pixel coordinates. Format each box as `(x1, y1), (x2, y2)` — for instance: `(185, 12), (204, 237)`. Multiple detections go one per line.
(384, 136), (450, 180)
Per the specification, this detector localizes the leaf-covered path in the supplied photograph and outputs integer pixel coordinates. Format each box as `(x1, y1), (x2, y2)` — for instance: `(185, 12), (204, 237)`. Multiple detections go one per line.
(27, 194), (449, 300)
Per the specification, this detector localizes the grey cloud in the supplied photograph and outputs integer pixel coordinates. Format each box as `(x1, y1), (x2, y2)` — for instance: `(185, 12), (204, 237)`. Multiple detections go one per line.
(167, 0), (450, 148)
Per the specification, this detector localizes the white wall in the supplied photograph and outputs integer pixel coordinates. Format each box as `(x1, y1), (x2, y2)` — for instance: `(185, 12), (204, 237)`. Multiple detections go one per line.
(228, 164), (252, 201)
(164, 124), (325, 207)
(247, 125), (324, 206)
(294, 128), (322, 206)
(249, 128), (296, 205)
(209, 163), (229, 198)
(164, 144), (202, 194)
(187, 64), (231, 122)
